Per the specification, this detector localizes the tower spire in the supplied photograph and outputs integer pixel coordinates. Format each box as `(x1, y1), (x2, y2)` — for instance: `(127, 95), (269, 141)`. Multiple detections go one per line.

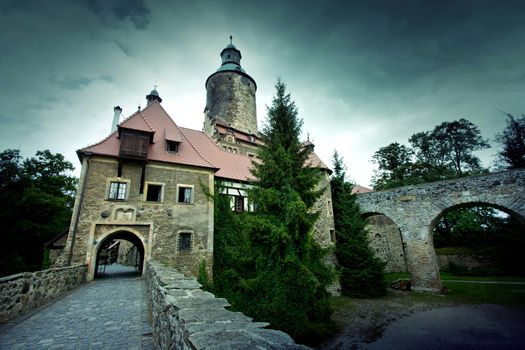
(146, 86), (162, 106)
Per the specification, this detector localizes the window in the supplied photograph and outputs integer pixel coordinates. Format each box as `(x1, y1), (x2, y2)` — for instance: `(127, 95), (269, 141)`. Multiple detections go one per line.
(119, 130), (149, 159)
(330, 230), (335, 242)
(177, 186), (193, 204)
(178, 232), (192, 252)
(109, 182), (127, 200)
(146, 184), (162, 202)
(327, 200), (333, 216)
(166, 141), (179, 153)
(234, 196), (244, 212)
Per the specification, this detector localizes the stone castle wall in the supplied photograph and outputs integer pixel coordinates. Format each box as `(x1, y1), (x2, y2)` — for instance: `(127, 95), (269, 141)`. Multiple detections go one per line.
(144, 261), (309, 350)
(0, 265), (87, 323)
(365, 214), (407, 273)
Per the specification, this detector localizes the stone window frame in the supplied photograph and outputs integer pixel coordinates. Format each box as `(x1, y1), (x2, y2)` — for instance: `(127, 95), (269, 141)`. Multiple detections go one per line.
(105, 178), (131, 201)
(144, 182), (164, 203)
(176, 184), (194, 204)
(327, 199), (333, 216)
(177, 231), (193, 253)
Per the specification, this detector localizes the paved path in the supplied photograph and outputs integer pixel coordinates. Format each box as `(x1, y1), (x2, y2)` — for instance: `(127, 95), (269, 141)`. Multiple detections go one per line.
(0, 264), (153, 350)
(367, 304), (525, 350)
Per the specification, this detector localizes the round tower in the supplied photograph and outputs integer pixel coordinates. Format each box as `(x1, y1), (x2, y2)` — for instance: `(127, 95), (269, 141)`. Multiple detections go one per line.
(204, 37), (257, 137)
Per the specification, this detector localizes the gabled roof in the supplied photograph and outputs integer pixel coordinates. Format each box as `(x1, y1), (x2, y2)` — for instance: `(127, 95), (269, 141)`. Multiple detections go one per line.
(119, 109), (155, 133)
(79, 102), (216, 170)
(79, 101), (332, 183)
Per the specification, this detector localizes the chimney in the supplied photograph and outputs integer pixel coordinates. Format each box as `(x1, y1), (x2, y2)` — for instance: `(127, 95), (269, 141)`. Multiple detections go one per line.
(111, 106), (122, 133)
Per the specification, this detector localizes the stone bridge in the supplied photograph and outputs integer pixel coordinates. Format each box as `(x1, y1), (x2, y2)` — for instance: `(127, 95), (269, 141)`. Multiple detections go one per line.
(356, 168), (525, 292)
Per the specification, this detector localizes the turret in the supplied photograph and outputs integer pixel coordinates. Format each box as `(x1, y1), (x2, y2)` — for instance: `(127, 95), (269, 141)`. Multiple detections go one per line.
(204, 36), (257, 137)
(146, 87), (162, 106)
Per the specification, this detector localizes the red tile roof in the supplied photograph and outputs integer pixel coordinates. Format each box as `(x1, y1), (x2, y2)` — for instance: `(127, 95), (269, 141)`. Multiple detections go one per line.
(119, 109), (155, 133)
(352, 184), (373, 194)
(79, 101), (332, 183)
(179, 127), (255, 182)
(79, 102), (216, 170)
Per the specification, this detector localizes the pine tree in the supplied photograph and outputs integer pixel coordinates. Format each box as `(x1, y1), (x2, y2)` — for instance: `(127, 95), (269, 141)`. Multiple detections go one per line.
(219, 79), (334, 341)
(331, 151), (385, 297)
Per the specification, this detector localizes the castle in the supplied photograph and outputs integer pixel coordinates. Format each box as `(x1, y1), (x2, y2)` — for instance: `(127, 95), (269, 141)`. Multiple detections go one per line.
(58, 39), (335, 280)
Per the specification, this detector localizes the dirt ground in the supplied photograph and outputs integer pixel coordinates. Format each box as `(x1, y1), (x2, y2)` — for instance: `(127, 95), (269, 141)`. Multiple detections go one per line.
(317, 290), (525, 350)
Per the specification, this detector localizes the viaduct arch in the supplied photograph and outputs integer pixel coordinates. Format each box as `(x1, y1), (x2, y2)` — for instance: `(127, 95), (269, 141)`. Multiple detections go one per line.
(356, 168), (525, 292)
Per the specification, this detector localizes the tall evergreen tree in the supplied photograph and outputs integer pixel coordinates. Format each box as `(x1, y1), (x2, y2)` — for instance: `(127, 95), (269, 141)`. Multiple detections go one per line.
(331, 151), (385, 298)
(214, 79), (333, 342)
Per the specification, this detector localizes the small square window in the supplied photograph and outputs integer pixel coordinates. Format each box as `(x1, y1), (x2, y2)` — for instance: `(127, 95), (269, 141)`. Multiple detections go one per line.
(178, 186), (193, 204)
(178, 232), (192, 252)
(109, 182), (127, 200)
(146, 184), (162, 202)
(167, 141), (179, 153)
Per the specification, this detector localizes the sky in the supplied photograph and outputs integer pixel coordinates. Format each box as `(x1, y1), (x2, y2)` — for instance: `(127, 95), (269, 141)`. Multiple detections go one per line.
(1, 0), (524, 187)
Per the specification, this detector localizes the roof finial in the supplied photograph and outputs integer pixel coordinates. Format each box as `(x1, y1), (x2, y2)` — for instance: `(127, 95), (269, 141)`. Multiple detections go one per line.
(154, 83), (157, 90)
(307, 132), (310, 142)
(138, 105), (141, 111)
(229, 35), (233, 45)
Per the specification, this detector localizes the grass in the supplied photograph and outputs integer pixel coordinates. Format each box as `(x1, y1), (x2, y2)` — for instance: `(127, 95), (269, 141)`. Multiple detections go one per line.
(384, 272), (525, 307)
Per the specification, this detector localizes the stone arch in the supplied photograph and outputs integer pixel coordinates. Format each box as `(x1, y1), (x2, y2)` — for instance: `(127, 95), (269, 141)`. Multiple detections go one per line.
(87, 227), (147, 281)
(429, 201), (525, 275)
(430, 201), (525, 231)
(362, 212), (408, 273)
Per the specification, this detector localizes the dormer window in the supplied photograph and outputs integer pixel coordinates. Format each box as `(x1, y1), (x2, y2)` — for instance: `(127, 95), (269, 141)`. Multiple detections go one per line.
(167, 140), (179, 153)
(119, 129), (150, 160)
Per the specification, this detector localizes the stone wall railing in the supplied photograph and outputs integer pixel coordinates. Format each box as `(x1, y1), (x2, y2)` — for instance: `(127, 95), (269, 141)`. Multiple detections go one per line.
(0, 264), (87, 323)
(144, 261), (309, 349)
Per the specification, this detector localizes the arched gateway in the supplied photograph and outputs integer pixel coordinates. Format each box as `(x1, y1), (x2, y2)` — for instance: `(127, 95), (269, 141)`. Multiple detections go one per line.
(356, 169), (525, 292)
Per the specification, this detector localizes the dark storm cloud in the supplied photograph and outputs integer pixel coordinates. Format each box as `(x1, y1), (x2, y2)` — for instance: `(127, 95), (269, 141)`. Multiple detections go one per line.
(112, 40), (134, 57)
(83, 0), (151, 29)
(50, 76), (93, 90)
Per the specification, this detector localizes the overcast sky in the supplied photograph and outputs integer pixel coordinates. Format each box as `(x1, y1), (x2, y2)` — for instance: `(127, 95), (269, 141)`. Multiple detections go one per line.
(1, 0), (524, 187)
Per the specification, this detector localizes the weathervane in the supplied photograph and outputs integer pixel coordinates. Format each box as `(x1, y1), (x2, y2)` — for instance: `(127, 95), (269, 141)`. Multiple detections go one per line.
(230, 35), (233, 45)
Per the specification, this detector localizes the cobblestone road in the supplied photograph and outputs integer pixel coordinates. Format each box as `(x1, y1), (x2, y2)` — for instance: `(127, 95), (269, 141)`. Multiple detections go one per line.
(0, 264), (153, 350)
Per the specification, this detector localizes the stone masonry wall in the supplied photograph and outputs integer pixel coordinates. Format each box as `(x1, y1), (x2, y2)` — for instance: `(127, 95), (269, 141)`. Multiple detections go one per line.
(63, 157), (214, 280)
(144, 261), (309, 350)
(357, 168), (525, 292)
(205, 72), (257, 135)
(0, 265), (87, 323)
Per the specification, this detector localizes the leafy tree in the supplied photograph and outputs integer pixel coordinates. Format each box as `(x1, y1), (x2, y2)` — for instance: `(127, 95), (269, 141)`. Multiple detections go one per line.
(371, 119), (490, 190)
(434, 206), (507, 248)
(431, 119), (490, 176)
(331, 151), (385, 297)
(370, 142), (422, 189)
(495, 113), (525, 169)
(212, 80), (334, 342)
(0, 149), (76, 276)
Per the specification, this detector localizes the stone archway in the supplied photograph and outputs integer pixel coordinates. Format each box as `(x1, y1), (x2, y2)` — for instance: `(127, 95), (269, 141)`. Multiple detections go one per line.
(429, 202), (525, 275)
(363, 213), (408, 273)
(87, 227), (147, 282)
